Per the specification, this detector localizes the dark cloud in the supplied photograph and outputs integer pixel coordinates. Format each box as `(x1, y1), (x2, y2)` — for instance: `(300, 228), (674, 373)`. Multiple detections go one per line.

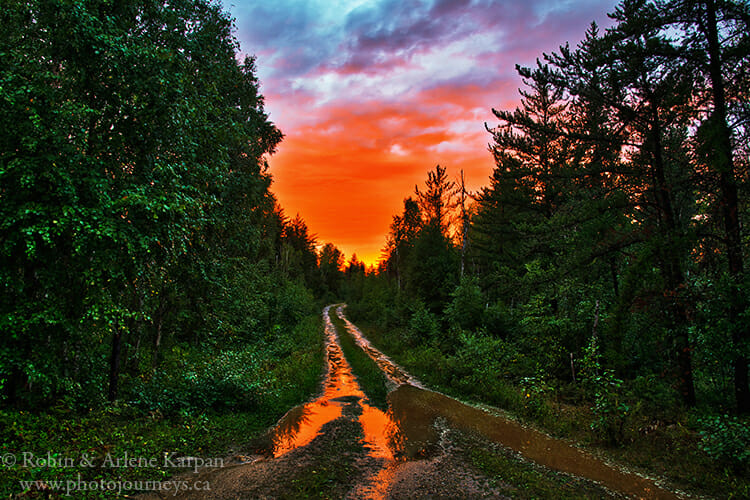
(227, 1), (343, 77)
(340, 0), (475, 69)
(226, 0), (615, 86)
(432, 0), (474, 17)
(230, 2), (314, 48)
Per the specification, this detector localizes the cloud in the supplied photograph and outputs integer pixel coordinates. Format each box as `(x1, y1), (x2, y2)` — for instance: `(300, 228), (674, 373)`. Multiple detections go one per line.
(343, 0), (467, 58)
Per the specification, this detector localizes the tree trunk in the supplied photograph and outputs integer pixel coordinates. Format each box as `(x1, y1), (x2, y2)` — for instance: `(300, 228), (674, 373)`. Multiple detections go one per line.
(108, 328), (123, 402)
(610, 257), (620, 298)
(651, 104), (696, 407)
(703, 0), (749, 412)
(459, 170), (469, 279)
(153, 299), (169, 371)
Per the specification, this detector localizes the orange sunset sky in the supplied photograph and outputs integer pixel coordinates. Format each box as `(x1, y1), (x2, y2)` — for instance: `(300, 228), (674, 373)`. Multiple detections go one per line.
(224, 0), (619, 266)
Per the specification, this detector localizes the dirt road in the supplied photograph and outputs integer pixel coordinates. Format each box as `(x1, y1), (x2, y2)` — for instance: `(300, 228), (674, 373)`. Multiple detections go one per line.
(140, 305), (682, 499)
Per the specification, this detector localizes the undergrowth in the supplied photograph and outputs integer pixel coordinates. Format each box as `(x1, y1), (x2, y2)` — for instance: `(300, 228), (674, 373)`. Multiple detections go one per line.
(1, 314), (325, 499)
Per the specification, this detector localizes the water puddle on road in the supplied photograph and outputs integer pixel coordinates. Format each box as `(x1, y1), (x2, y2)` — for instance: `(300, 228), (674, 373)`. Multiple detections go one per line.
(265, 305), (680, 499)
(266, 306), (400, 460)
(387, 385), (681, 499)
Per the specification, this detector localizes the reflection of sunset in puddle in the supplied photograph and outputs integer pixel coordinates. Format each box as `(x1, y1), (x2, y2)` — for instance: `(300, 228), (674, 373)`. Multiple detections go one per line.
(269, 306), (400, 461)
(271, 401), (343, 456)
(359, 404), (397, 460)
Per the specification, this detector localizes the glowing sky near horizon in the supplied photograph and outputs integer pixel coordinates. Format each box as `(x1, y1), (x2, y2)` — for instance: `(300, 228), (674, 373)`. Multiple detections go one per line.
(224, 0), (619, 266)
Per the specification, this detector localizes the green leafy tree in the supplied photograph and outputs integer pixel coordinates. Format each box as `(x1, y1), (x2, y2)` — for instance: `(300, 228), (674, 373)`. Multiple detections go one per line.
(444, 276), (485, 332)
(415, 164), (457, 234)
(280, 213), (320, 287)
(318, 243), (345, 300)
(406, 167), (460, 313)
(660, 0), (750, 412)
(545, 3), (701, 404)
(0, 0), (283, 404)
(477, 62), (574, 306)
(405, 222), (459, 314)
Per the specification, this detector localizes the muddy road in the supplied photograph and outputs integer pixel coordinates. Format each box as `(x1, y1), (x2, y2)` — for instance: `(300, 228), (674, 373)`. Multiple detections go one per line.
(141, 305), (683, 499)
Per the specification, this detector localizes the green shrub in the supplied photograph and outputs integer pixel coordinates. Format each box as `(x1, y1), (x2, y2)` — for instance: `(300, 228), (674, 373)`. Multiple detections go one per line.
(272, 280), (317, 326)
(481, 301), (514, 337)
(402, 345), (450, 386)
(130, 346), (272, 414)
(444, 276), (484, 331)
(698, 414), (750, 469)
(589, 370), (631, 444)
(580, 335), (630, 444)
(453, 331), (504, 379)
(408, 302), (440, 342)
(520, 372), (554, 420)
(628, 374), (679, 419)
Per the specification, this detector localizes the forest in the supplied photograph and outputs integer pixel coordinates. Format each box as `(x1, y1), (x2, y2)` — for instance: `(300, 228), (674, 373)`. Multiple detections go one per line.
(1, 0), (749, 498)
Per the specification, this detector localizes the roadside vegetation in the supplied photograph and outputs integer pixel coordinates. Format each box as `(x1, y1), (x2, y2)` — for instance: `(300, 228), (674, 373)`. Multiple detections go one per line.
(345, 309), (750, 498)
(1, 1), (333, 497)
(337, 1), (750, 497)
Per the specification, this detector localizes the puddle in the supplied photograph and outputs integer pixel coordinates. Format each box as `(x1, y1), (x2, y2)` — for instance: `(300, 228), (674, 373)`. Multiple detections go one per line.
(387, 384), (680, 499)
(335, 305), (679, 499)
(266, 306), (400, 460)
(269, 398), (344, 456)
